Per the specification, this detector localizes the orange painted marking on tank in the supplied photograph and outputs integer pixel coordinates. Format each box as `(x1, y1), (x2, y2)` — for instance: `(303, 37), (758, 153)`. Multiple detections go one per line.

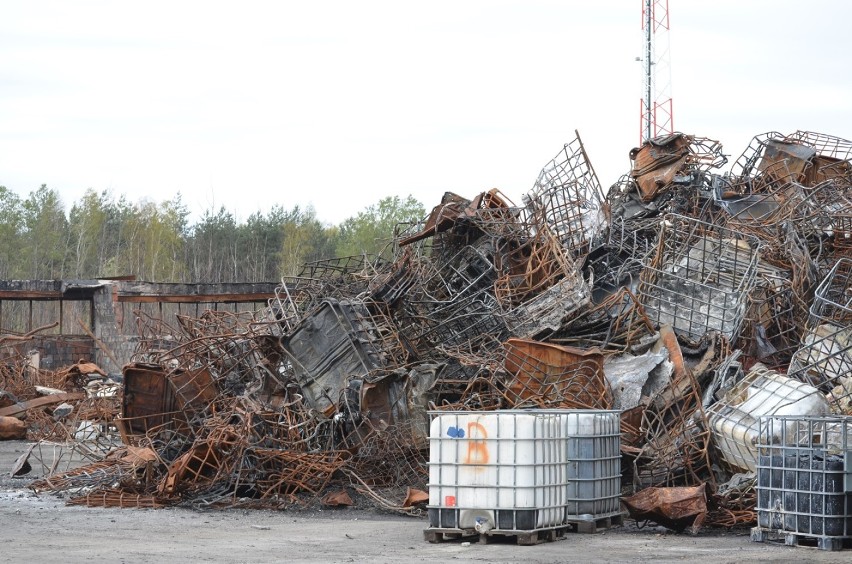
(464, 421), (489, 464)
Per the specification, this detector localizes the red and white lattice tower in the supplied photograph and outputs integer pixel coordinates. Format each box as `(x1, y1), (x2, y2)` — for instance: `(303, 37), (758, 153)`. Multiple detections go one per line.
(639, 0), (673, 143)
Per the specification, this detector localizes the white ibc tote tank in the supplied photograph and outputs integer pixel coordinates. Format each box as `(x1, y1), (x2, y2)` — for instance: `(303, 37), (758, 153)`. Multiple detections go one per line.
(427, 409), (621, 532)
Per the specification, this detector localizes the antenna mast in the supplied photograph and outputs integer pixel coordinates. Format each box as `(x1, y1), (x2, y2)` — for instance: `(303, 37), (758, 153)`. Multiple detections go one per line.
(640, 0), (673, 143)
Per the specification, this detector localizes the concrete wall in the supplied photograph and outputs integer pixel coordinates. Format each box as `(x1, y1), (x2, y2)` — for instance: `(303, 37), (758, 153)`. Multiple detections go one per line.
(29, 335), (96, 371)
(92, 283), (137, 375)
(1, 279), (277, 374)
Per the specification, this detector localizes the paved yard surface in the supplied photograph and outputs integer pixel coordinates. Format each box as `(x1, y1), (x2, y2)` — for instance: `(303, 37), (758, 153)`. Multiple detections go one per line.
(0, 440), (848, 563)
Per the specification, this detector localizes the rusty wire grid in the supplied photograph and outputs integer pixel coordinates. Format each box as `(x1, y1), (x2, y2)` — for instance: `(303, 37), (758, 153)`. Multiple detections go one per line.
(638, 214), (761, 346)
(67, 490), (168, 509)
(632, 366), (715, 491)
(275, 259), (411, 332)
(31, 454), (146, 497)
(421, 337), (505, 410)
(430, 375), (503, 413)
(795, 179), (852, 272)
(175, 309), (267, 339)
(469, 205), (530, 242)
(491, 224), (586, 313)
(367, 249), (422, 308)
(392, 219), (431, 261)
(525, 132), (606, 258)
(154, 337), (268, 398)
(268, 276), (337, 335)
(739, 276), (802, 371)
(346, 419), (428, 490)
(716, 178), (808, 235)
(339, 420), (432, 516)
(38, 393), (351, 509)
(784, 130), (852, 161)
(730, 131), (805, 187)
(23, 398), (123, 484)
(788, 258), (852, 414)
(250, 449), (346, 505)
(712, 174), (823, 371)
(683, 136), (728, 171)
(585, 226), (657, 299)
(358, 298), (413, 368)
(132, 310), (186, 364)
(267, 255), (387, 337)
(551, 287), (657, 353)
(299, 254), (384, 288)
(737, 236), (813, 372)
(396, 244), (507, 357)
(0, 357), (55, 402)
(707, 483), (757, 528)
(831, 212), (852, 260)
(624, 326), (720, 492)
(730, 130), (852, 191)
(719, 136), (852, 301)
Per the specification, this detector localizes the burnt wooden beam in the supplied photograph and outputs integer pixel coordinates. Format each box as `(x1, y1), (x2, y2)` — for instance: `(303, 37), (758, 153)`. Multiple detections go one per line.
(0, 290), (63, 300)
(117, 293), (273, 304)
(0, 392), (86, 418)
(114, 281), (277, 303)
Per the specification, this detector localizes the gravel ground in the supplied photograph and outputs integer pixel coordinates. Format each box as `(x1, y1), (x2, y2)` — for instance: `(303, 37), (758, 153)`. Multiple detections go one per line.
(0, 440), (848, 563)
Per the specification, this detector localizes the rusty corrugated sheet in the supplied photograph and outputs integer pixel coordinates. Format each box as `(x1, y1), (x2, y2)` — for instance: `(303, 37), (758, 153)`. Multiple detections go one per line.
(502, 338), (611, 409)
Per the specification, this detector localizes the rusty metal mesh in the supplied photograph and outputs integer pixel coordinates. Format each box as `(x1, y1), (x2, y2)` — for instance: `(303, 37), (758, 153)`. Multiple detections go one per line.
(638, 214), (761, 345)
(631, 366), (715, 490)
(525, 132), (605, 258)
(788, 258), (852, 414)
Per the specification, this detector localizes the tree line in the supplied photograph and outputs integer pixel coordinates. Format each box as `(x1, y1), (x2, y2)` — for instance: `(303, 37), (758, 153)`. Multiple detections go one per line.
(0, 185), (426, 283)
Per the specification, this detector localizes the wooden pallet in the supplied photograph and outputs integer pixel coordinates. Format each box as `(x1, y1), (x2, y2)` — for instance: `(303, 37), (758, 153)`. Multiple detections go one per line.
(751, 526), (852, 552)
(424, 526), (568, 546)
(565, 513), (624, 534)
(424, 514), (624, 546)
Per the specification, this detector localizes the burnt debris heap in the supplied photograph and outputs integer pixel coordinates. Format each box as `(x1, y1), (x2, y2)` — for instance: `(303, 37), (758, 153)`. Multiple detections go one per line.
(5, 129), (852, 531)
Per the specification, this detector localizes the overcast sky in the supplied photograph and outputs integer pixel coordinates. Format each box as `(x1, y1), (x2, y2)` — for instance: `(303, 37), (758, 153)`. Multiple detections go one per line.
(2, 0), (850, 225)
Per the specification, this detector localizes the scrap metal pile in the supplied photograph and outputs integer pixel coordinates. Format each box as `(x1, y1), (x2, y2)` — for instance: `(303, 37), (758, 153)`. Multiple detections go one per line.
(0, 328), (121, 477)
(17, 130), (852, 529)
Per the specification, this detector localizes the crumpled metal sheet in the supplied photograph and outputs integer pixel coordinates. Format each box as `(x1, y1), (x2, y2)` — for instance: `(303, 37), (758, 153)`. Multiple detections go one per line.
(603, 348), (670, 411)
(622, 483), (708, 533)
(629, 134), (726, 202)
(630, 133), (691, 201)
